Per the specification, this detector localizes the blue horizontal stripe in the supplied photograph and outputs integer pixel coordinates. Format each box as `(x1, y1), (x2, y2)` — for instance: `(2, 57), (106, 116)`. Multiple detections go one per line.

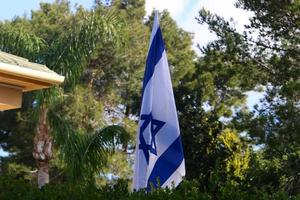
(142, 27), (165, 98)
(147, 136), (184, 191)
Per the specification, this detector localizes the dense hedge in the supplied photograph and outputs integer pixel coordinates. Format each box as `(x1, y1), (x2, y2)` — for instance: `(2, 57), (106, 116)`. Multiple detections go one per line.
(0, 176), (299, 200)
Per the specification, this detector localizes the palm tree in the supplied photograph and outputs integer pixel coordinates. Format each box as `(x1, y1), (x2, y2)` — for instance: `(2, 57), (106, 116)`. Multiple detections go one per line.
(50, 112), (130, 183)
(0, 2), (126, 188)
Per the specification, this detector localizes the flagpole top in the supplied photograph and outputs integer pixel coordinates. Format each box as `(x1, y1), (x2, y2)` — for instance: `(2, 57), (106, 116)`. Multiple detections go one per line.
(148, 9), (160, 48)
(153, 10), (159, 26)
(153, 9), (159, 20)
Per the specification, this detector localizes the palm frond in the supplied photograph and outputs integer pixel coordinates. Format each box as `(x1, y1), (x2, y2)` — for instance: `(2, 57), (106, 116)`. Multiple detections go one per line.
(0, 24), (46, 60)
(48, 110), (130, 182)
(46, 10), (122, 89)
(34, 10), (122, 106)
(96, 125), (131, 151)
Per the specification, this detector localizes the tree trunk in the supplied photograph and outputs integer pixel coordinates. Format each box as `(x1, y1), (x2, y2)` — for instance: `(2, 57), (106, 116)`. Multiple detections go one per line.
(32, 107), (52, 188)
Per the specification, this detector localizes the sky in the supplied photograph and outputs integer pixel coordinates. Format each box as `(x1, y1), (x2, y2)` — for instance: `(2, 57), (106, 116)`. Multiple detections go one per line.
(145, 0), (254, 52)
(0, 0), (253, 51)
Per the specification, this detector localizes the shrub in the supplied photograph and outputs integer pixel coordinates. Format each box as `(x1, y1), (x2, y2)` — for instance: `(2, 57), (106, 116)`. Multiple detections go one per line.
(0, 176), (299, 200)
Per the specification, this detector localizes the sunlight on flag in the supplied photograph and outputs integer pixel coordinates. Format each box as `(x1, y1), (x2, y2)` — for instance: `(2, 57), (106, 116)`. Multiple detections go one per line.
(133, 11), (185, 192)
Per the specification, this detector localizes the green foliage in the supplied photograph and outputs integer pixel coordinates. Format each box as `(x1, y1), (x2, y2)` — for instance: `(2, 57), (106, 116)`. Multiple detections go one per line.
(52, 86), (105, 133)
(0, 97), (37, 167)
(96, 151), (133, 186)
(48, 109), (130, 182)
(218, 129), (250, 180)
(194, 0), (300, 195)
(0, 0), (124, 186)
(0, 0), (122, 106)
(0, 24), (46, 60)
(4, 163), (36, 183)
(0, 176), (299, 200)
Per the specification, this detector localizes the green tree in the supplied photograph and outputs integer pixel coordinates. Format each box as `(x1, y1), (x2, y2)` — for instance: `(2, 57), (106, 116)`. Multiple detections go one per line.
(196, 0), (299, 194)
(0, 0), (122, 187)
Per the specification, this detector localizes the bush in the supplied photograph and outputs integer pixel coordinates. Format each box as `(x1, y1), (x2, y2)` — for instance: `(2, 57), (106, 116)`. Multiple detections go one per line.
(0, 176), (299, 200)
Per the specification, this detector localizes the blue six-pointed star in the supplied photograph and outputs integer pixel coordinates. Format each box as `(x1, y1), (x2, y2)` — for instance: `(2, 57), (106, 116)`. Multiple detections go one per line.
(139, 113), (166, 164)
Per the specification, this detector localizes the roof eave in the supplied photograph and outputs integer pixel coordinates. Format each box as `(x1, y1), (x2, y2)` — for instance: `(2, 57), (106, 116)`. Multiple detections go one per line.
(0, 62), (65, 91)
(0, 62), (65, 84)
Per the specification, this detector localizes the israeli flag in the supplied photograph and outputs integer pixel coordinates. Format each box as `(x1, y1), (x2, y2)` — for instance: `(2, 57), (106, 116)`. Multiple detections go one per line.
(133, 12), (185, 191)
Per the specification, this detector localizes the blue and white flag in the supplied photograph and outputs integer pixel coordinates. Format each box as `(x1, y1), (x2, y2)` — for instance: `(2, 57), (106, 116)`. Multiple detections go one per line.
(133, 12), (185, 191)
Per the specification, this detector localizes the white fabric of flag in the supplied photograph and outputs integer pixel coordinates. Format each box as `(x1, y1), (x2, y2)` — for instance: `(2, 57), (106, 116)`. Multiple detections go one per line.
(133, 12), (185, 191)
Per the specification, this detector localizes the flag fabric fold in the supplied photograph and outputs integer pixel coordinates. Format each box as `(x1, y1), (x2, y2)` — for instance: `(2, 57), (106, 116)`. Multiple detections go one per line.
(133, 12), (185, 192)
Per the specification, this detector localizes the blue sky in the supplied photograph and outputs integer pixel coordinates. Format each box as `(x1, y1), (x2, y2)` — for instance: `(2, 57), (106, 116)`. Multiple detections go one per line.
(145, 0), (254, 51)
(0, 0), (255, 49)
(0, 0), (94, 20)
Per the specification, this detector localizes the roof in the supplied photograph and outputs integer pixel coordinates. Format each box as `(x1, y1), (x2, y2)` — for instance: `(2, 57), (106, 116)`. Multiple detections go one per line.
(0, 50), (64, 91)
(0, 51), (56, 74)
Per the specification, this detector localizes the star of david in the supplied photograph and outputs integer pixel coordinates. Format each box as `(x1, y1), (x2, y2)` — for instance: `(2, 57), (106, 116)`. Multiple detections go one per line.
(139, 113), (165, 164)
